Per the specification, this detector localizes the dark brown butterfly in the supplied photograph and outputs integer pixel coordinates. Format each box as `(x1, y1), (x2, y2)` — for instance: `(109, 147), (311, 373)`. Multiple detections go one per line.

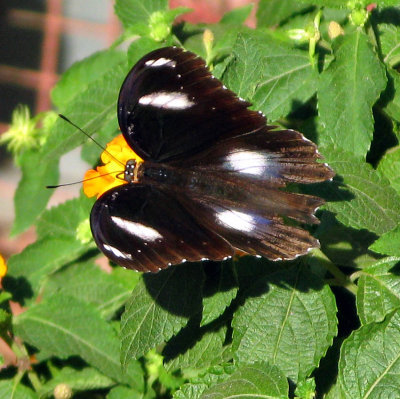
(90, 46), (334, 273)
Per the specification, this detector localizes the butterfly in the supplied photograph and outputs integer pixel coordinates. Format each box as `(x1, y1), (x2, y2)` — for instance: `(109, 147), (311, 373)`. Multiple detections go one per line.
(89, 46), (334, 273)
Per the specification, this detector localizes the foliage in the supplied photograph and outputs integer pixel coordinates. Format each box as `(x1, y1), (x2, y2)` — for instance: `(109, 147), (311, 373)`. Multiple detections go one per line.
(1, 0), (400, 397)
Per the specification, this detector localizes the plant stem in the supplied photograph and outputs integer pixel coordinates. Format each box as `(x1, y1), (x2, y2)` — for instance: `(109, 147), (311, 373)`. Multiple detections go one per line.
(28, 370), (42, 392)
(313, 249), (358, 295)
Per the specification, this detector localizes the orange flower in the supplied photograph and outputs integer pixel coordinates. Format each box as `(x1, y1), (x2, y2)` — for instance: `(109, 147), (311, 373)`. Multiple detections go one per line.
(0, 253), (7, 278)
(83, 134), (143, 199)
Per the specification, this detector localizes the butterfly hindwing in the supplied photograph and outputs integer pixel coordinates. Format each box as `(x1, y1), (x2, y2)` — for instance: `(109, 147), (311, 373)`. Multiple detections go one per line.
(176, 194), (319, 261)
(90, 184), (234, 272)
(117, 47), (265, 162)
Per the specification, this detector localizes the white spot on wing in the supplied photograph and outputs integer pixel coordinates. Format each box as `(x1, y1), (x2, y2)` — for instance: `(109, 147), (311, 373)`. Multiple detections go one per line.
(139, 91), (195, 110)
(227, 150), (271, 176)
(217, 210), (256, 232)
(103, 244), (133, 260)
(111, 216), (163, 242)
(145, 58), (176, 67)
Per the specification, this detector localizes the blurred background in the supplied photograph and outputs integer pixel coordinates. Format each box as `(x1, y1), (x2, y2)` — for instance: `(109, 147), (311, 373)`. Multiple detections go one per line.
(0, 0), (256, 258)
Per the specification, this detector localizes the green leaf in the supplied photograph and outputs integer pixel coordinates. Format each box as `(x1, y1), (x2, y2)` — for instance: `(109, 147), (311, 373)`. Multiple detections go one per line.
(11, 150), (59, 235)
(164, 325), (230, 372)
(357, 257), (400, 324)
(127, 37), (164, 66)
(325, 383), (346, 399)
(5, 236), (90, 303)
(173, 384), (208, 399)
(0, 308), (10, 326)
(38, 366), (115, 397)
(107, 385), (145, 399)
(173, 363), (237, 398)
(0, 381), (36, 399)
(201, 362), (289, 398)
(111, 267), (141, 292)
(315, 146), (400, 235)
(295, 378), (316, 399)
(379, 23), (400, 68)
(377, 144), (400, 194)
(232, 260), (337, 382)
(115, 0), (168, 29)
(318, 30), (387, 157)
(338, 309), (400, 398)
(36, 195), (93, 239)
(297, 0), (391, 7)
(120, 264), (204, 368)
(223, 31), (318, 120)
(315, 211), (379, 269)
(51, 49), (126, 109)
(257, 0), (313, 27)
(42, 261), (133, 319)
(381, 69), (400, 123)
(369, 225), (400, 256)
(14, 295), (143, 385)
(80, 116), (120, 165)
(220, 4), (253, 25)
(42, 62), (127, 163)
(201, 262), (237, 326)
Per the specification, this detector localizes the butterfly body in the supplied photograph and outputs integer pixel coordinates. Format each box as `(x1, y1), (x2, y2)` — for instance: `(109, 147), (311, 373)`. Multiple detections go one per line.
(89, 47), (334, 272)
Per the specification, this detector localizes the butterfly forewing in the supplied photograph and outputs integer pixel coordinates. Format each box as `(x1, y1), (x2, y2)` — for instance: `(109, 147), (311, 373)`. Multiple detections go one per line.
(117, 47), (265, 162)
(90, 184), (234, 272)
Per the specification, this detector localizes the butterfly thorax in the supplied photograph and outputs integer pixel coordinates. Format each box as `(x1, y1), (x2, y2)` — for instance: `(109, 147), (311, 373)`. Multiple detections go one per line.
(124, 159), (142, 183)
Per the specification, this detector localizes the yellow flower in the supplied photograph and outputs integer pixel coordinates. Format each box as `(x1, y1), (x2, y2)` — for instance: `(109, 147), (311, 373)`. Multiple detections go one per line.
(0, 253), (7, 278)
(83, 134), (143, 199)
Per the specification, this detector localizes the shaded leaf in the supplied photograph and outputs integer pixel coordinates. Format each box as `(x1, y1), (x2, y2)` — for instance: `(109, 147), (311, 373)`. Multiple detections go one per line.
(315, 146), (400, 235)
(201, 262), (237, 326)
(164, 325), (230, 372)
(315, 211), (379, 269)
(120, 264), (204, 368)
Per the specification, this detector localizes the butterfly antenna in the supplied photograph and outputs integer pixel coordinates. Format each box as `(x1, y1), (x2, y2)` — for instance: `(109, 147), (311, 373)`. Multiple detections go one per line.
(46, 170), (123, 189)
(58, 114), (125, 168)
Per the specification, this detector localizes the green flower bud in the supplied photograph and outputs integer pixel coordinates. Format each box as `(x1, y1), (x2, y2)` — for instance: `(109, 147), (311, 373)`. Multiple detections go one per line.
(149, 11), (171, 42)
(350, 8), (368, 26)
(0, 105), (39, 154)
